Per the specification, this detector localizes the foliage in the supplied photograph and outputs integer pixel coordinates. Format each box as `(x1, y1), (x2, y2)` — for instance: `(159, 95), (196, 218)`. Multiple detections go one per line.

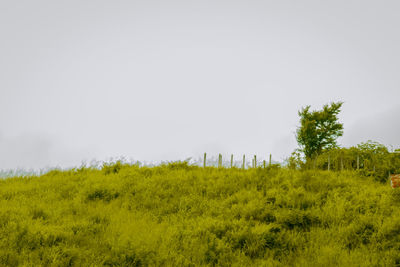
(296, 102), (344, 161)
(307, 141), (400, 182)
(1, 164), (400, 266)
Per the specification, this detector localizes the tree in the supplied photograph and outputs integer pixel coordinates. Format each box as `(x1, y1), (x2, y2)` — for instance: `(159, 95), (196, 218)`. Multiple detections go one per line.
(296, 102), (344, 161)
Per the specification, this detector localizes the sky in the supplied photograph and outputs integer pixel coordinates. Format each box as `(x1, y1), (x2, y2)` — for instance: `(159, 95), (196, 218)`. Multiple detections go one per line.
(0, 0), (399, 170)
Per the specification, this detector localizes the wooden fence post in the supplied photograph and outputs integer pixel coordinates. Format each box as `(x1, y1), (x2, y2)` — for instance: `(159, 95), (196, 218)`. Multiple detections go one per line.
(341, 155), (343, 171)
(242, 155), (245, 169)
(231, 154), (233, 168)
(263, 160), (266, 169)
(254, 155), (257, 168)
(328, 155), (330, 171)
(357, 155), (359, 170)
(218, 154), (222, 168)
(269, 154), (272, 166)
(204, 153), (207, 168)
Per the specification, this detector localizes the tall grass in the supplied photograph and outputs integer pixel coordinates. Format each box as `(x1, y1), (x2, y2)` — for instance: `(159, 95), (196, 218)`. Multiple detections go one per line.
(0, 162), (399, 266)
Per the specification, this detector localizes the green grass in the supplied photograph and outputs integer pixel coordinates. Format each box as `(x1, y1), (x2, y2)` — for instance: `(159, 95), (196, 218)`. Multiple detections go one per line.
(1, 162), (399, 266)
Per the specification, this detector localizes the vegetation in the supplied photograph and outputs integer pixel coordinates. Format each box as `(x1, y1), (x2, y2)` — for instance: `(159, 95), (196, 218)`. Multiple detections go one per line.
(289, 140), (400, 182)
(1, 162), (400, 266)
(292, 102), (400, 183)
(296, 102), (344, 161)
(1, 101), (398, 266)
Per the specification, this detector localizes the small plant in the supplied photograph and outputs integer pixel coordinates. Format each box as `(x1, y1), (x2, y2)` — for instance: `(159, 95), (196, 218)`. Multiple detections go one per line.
(102, 161), (124, 175)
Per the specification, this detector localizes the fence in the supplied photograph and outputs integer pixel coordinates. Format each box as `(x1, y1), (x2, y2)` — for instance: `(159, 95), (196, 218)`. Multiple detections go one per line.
(310, 152), (397, 173)
(198, 150), (400, 181)
(201, 153), (275, 169)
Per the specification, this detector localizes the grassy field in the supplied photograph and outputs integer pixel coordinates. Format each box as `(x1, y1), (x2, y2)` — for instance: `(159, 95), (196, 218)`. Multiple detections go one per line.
(1, 162), (400, 266)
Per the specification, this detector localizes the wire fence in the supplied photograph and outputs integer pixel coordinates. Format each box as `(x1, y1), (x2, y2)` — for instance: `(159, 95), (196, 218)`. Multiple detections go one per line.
(190, 153), (278, 169)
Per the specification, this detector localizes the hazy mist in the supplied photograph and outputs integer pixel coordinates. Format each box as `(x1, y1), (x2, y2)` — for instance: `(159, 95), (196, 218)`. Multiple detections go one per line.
(1, 0), (399, 170)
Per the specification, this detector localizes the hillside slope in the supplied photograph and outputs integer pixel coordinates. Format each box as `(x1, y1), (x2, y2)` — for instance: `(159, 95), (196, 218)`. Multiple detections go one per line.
(0, 163), (399, 266)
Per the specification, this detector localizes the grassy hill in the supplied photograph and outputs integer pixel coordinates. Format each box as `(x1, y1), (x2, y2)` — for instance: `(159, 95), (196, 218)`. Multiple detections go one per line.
(1, 162), (399, 266)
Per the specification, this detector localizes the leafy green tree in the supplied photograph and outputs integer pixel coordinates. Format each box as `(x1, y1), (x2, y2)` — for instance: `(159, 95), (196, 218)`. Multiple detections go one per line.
(296, 102), (344, 161)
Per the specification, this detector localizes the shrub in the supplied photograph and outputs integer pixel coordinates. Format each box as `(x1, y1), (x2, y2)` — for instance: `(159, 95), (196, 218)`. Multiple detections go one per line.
(87, 189), (120, 202)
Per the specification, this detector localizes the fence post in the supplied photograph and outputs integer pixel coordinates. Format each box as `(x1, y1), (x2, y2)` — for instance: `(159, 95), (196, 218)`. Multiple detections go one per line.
(328, 155), (330, 171)
(254, 155), (257, 168)
(218, 154), (222, 168)
(242, 155), (245, 169)
(204, 153), (207, 168)
(357, 154), (359, 170)
(263, 160), (266, 169)
(231, 154), (233, 168)
(269, 154), (272, 166)
(341, 155), (343, 171)
(313, 155), (317, 169)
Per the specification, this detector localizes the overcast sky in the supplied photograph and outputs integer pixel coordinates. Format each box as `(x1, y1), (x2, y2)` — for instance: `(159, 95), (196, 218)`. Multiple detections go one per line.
(1, 0), (399, 170)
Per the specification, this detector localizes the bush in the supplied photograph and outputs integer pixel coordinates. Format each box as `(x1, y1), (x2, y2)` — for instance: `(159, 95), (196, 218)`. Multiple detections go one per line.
(0, 165), (399, 265)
